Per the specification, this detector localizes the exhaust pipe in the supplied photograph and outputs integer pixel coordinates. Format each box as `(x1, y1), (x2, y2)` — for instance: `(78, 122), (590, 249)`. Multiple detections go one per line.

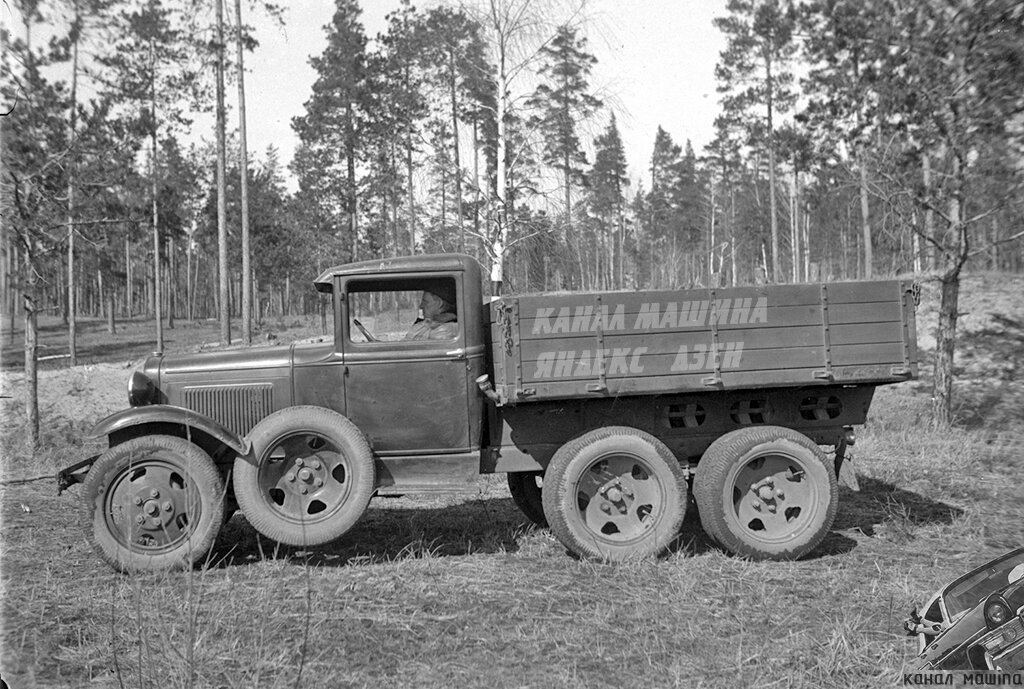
(476, 374), (501, 403)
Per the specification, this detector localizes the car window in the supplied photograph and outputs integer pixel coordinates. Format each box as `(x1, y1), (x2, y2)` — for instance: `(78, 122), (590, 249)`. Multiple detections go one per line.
(349, 289), (424, 342)
(347, 277), (460, 345)
(944, 552), (1024, 619)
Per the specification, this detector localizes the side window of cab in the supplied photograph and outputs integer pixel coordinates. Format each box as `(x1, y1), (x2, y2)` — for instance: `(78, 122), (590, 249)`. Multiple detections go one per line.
(347, 277), (460, 345)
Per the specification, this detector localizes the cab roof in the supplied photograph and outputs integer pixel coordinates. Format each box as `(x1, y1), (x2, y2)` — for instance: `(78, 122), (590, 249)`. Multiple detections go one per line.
(313, 253), (482, 293)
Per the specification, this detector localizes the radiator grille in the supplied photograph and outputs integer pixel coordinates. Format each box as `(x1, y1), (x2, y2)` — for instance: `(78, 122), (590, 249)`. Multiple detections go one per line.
(182, 384), (273, 436)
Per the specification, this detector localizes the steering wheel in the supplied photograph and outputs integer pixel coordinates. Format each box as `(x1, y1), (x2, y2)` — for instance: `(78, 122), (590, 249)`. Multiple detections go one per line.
(352, 318), (378, 342)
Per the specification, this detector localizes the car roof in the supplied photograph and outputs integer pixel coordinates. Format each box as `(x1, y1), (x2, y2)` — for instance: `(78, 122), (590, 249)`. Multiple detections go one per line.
(313, 254), (482, 293)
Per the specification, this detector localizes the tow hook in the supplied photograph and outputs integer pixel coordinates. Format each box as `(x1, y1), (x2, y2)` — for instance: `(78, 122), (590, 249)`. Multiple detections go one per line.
(56, 455), (99, 495)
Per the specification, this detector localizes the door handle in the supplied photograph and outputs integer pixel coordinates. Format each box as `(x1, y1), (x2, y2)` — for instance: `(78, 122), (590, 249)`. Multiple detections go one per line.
(446, 348), (466, 359)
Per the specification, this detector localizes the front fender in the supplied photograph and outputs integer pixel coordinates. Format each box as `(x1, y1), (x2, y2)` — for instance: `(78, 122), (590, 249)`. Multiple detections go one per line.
(90, 405), (251, 456)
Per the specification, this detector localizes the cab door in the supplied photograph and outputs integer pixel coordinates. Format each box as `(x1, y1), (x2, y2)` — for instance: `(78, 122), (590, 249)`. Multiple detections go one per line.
(338, 274), (473, 455)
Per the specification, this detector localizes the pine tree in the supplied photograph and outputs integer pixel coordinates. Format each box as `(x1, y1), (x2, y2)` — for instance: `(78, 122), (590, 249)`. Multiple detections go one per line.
(587, 113), (628, 288)
(420, 6), (491, 253)
(5, 3), (71, 446)
(714, 0), (798, 283)
(527, 24), (601, 225)
(293, 0), (369, 262)
(800, 0), (884, 279)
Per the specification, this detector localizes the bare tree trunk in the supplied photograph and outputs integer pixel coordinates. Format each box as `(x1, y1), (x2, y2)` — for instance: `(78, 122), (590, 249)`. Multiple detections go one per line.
(492, 52), (509, 294)
(858, 156), (872, 279)
(789, 173), (798, 282)
(931, 145), (969, 428)
(24, 257), (39, 448)
(766, 56), (780, 283)
(729, 185), (737, 286)
(347, 102), (358, 261)
(473, 119), (481, 256)
(236, 0), (252, 345)
(105, 268), (116, 335)
(922, 153), (936, 270)
(0, 25), (11, 343)
(932, 269), (960, 428)
(407, 124), (416, 255)
(167, 237), (175, 328)
(67, 4), (80, 366)
(803, 200), (810, 280)
(186, 231), (192, 321)
(150, 37), (164, 352)
(215, 0), (231, 344)
(448, 49), (465, 253)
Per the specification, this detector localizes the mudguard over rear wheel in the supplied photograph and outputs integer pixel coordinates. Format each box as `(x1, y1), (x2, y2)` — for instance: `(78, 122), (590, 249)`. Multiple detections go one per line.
(541, 426), (688, 561)
(693, 426), (837, 561)
(507, 471), (546, 526)
(82, 435), (225, 573)
(233, 406), (375, 547)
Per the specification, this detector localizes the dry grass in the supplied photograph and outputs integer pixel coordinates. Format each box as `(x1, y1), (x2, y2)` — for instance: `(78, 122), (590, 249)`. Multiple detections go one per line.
(2, 274), (1023, 688)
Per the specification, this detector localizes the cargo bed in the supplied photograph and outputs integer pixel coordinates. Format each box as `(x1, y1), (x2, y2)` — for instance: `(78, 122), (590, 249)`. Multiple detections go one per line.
(488, 280), (918, 405)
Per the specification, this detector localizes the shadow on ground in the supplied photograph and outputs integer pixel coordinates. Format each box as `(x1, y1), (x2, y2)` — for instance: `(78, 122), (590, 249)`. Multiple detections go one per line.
(209, 496), (535, 568)
(206, 473), (963, 568)
(833, 476), (964, 537)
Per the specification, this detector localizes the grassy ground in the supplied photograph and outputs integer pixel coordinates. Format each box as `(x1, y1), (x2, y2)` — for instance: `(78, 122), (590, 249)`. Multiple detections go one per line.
(1, 274), (1022, 688)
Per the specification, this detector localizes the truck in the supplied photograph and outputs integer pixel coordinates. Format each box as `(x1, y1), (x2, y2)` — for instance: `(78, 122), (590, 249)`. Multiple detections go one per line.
(58, 253), (920, 572)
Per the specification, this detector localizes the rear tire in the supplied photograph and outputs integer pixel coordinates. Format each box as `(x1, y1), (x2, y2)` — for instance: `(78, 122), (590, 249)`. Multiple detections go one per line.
(693, 426), (837, 561)
(233, 407), (375, 546)
(82, 435), (225, 573)
(541, 426), (687, 561)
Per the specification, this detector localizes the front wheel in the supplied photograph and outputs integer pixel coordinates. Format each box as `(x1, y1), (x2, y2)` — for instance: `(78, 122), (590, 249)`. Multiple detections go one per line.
(81, 435), (225, 573)
(233, 406), (375, 547)
(541, 427), (688, 561)
(693, 426), (838, 561)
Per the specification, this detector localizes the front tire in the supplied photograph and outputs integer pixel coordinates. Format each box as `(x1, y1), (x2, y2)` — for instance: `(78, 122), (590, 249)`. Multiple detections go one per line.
(233, 407), (375, 547)
(541, 426), (688, 561)
(693, 426), (838, 561)
(82, 435), (225, 573)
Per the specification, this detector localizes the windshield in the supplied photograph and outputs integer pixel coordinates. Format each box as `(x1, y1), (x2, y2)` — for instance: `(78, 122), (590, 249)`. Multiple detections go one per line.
(944, 550), (1024, 618)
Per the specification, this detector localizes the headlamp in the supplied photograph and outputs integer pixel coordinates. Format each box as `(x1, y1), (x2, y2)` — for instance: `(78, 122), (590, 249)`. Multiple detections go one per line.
(127, 371), (156, 407)
(985, 595), (1013, 629)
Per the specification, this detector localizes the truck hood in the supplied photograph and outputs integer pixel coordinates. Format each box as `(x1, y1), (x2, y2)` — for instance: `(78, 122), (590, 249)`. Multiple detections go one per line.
(157, 341), (336, 377)
(159, 344), (295, 375)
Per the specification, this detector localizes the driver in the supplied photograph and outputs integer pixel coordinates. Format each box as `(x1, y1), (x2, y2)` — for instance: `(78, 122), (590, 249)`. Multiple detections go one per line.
(404, 286), (458, 340)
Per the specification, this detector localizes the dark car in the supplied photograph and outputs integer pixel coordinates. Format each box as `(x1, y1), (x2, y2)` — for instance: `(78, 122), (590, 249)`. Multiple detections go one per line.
(905, 548), (1024, 671)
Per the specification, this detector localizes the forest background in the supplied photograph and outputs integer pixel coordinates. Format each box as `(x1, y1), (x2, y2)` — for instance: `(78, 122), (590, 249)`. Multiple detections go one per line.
(3, 0), (1024, 431)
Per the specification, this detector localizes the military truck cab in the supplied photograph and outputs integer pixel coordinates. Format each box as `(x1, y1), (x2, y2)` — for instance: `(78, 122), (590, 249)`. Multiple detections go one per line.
(313, 254), (488, 494)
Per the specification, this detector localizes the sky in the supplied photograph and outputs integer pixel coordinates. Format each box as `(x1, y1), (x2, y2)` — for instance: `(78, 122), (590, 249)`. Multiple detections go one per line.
(243, 0), (728, 190)
(8, 0), (728, 190)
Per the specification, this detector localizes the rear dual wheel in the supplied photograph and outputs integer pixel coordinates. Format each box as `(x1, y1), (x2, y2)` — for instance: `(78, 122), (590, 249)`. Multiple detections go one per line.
(693, 426), (837, 561)
(541, 427), (688, 561)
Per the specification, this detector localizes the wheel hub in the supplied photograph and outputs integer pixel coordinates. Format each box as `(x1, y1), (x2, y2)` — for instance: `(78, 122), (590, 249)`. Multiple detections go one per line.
(133, 489), (180, 532)
(105, 459), (199, 547)
(731, 453), (820, 544)
(258, 432), (351, 524)
(575, 456), (662, 543)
